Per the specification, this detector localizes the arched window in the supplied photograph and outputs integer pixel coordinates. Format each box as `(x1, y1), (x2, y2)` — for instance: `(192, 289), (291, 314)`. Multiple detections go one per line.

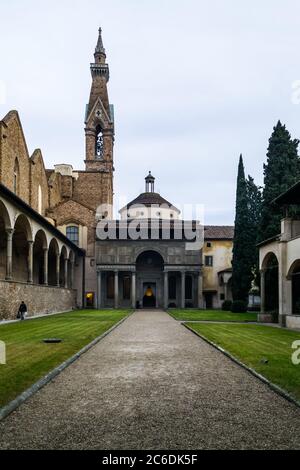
(38, 185), (42, 214)
(95, 125), (104, 159)
(13, 158), (20, 195)
(66, 226), (79, 246)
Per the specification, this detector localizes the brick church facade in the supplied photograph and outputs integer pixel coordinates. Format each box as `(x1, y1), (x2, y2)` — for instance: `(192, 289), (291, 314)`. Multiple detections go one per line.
(0, 29), (114, 317)
(0, 29), (233, 319)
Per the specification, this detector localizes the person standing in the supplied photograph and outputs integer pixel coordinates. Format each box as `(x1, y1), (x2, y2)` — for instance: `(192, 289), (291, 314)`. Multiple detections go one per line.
(18, 301), (27, 321)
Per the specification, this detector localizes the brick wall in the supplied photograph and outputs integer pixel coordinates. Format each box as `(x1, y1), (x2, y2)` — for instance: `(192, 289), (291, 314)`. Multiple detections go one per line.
(0, 111), (30, 203)
(0, 280), (77, 320)
(73, 172), (109, 210)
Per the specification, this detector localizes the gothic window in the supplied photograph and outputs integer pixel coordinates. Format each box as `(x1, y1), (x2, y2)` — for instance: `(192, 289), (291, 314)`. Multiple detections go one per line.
(13, 158), (19, 195)
(95, 125), (104, 159)
(38, 185), (42, 214)
(66, 226), (79, 246)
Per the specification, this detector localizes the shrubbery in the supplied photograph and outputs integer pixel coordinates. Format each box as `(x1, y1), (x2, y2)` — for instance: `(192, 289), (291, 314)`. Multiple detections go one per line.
(222, 300), (232, 311)
(231, 300), (248, 313)
(269, 310), (279, 323)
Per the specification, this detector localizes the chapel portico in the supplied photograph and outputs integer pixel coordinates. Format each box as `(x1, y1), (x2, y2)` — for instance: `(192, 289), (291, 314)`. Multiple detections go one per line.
(96, 248), (204, 310)
(96, 173), (204, 309)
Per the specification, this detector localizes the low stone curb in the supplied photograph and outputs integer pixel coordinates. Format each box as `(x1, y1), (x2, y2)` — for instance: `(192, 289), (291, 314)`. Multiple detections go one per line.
(183, 323), (300, 410)
(181, 320), (257, 324)
(0, 312), (133, 422)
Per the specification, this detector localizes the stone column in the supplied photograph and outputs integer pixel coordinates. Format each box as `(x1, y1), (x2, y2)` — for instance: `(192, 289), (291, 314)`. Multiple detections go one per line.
(257, 268), (272, 322)
(260, 269), (266, 314)
(131, 271), (136, 309)
(114, 270), (119, 309)
(97, 271), (102, 309)
(43, 248), (48, 285)
(197, 271), (204, 309)
(56, 254), (60, 287)
(69, 260), (75, 289)
(181, 271), (185, 309)
(27, 240), (34, 284)
(164, 271), (168, 309)
(64, 258), (68, 288)
(5, 229), (14, 280)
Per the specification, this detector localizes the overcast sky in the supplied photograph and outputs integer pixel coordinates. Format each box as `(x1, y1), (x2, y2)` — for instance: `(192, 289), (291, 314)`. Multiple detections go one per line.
(1, 0), (300, 224)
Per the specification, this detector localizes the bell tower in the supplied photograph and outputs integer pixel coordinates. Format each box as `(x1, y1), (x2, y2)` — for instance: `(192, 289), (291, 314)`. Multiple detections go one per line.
(84, 28), (114, 176)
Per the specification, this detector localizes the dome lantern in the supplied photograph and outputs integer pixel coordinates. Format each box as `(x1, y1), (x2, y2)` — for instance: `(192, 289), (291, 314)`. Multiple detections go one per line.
(145, 171), (155, 193)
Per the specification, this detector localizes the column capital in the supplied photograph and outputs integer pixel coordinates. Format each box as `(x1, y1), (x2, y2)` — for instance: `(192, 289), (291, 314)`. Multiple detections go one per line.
(6, 228), (14, 237)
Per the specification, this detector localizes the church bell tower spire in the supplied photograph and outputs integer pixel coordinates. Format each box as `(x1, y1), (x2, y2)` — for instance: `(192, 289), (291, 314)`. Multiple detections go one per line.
(95, 27), (106, 57)
(84, 27), (114, 180)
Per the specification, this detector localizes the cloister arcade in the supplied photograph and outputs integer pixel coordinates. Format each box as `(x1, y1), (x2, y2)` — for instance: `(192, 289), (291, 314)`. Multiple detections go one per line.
(259, 228), (300, 328)
(0, 200), (76, 288)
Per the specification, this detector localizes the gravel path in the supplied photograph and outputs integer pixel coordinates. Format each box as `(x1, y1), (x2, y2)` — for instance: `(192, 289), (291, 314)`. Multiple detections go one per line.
(0, 309), (300, 450)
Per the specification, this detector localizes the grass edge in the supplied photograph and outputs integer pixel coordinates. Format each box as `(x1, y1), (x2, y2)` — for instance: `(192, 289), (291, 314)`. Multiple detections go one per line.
(183, 322), (300, 410)
(0, 310), (133, 422)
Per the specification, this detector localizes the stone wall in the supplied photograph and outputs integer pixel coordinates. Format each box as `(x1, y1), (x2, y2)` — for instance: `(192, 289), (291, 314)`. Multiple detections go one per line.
(0, 280), (77, 320)
(286, 315), (300, 330)
(0, 111), (31, 203)
(96, 239), (202, 266)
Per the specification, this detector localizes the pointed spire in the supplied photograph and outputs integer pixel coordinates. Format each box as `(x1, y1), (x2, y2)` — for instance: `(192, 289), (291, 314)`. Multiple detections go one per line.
(95, 27), (106, 55)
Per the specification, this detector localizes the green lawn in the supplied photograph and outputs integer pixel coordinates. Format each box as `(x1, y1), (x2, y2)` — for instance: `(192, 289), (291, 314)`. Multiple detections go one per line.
(0, 309), (131, 408)
(168, 309), (257, 322)
(186, 323), (300, 401)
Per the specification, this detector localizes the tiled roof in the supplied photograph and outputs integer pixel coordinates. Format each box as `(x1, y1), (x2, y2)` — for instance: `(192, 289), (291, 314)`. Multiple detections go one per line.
(124, 192), (179, 211)
(204, 225), (234, 240)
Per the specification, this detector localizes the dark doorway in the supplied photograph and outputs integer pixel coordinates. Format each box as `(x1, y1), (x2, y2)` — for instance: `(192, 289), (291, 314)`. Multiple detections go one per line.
(136, 251), (164, 309)
(143, 283), (156, 308)
(86, 292), (94, 308)
(204, 292), (213, 309)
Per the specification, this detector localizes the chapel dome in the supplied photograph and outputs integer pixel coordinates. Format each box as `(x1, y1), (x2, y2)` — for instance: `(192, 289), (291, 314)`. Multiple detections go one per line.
(119, 172), (180, 220)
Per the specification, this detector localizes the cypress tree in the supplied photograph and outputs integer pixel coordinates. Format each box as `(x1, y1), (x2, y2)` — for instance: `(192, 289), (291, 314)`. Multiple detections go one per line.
(246, 175), (262, 283)
(258, 121), (300, 242)
(232, 155), (253, 301)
